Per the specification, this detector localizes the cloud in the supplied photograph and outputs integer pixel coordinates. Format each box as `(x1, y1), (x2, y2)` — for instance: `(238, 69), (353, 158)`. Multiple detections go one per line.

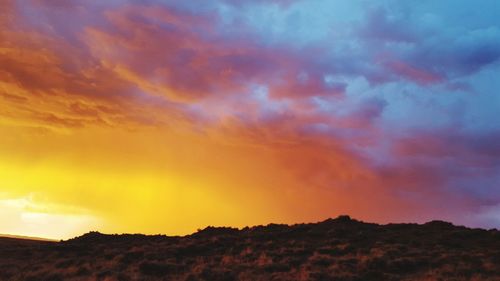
(407, 27), (500, 78)
(1, 0), (500, 236)
(359, 7), (418, 43)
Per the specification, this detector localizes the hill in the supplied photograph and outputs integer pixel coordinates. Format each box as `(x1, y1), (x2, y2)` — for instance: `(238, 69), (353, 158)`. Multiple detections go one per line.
(1, 216), (499, 280)
(0, 234), (57, 242)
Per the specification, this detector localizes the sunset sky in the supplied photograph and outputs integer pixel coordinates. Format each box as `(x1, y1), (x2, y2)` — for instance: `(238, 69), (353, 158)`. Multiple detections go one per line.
(1, 0), (500, 240)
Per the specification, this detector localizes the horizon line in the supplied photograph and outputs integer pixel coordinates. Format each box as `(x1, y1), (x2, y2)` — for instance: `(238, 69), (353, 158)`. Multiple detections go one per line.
(3, 215), (497, 242)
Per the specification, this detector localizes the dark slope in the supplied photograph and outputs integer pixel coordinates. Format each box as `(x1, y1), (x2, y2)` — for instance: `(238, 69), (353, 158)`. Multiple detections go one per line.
(1, 216), (500, 281)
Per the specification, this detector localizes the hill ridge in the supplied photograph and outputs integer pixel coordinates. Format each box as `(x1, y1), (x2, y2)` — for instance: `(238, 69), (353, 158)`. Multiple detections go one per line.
(1, 215), (499, 280)
(68, 215), (496, 242)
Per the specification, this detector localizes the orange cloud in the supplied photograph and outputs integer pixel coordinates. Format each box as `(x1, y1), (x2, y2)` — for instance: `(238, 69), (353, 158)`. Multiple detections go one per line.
(1, 0), (498, 239)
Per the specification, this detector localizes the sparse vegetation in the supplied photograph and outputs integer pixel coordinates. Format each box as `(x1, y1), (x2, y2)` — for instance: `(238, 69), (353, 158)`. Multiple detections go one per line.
(1, 216), (499, 280)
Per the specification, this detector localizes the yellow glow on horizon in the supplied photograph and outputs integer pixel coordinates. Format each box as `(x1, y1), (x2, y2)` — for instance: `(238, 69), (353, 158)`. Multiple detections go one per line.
(0, 160), (273, 238)
(0, 126), (303, 239)
(1, 110), (368, 240)
(0, 194), (102, 240)
(0, 119), (376, 240)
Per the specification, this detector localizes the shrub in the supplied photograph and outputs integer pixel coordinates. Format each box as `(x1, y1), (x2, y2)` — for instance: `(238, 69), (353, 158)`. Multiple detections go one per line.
(75, 266), (90, 276)
(311, 257), (332, 267)
(97, 270), (113, 279)
(263, 263), (291, 272)
(120, 251), (144, 264)
(139, 261), (174, 276)
(200, 269), (237, 281)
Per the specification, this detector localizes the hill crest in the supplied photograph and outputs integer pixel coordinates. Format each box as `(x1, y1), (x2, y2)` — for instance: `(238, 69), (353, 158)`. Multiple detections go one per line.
(2, 215), (499, 281)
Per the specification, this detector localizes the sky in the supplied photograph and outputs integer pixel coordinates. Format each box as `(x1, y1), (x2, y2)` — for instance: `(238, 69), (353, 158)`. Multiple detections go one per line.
(0, 0), (499, 240)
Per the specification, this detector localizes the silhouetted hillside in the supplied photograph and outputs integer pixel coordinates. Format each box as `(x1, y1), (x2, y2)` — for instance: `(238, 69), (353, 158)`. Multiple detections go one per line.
(1, 216), (500, 280)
